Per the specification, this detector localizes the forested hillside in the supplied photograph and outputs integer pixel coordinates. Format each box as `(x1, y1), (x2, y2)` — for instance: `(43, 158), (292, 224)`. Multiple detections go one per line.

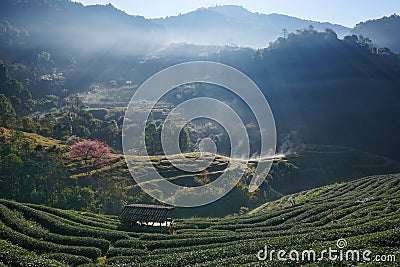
(0, 0), (166, 57)
(352, 14), (400, 53)
(154, 5), (350, 47)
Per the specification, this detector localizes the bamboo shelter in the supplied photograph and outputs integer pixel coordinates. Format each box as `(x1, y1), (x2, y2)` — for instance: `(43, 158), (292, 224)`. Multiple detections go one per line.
(119, 204), (174, 230)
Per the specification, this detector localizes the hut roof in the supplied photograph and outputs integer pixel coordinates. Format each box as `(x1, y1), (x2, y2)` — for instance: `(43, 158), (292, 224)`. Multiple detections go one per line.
(119, 204), (174, 223)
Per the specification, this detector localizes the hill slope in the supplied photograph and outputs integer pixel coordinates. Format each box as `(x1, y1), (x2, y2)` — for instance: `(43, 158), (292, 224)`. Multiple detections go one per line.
(69, 143), (400, 217)
(351, 14), (400, 53)
(154, 5), (350, 47)
(0, 173), (399, 266)
(0, 0), (166, 58)
(2, 127), (399, 217)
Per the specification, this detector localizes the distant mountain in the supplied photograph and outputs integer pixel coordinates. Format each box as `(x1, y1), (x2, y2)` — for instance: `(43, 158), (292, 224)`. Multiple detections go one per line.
(351, 14), (400, 53)
(154, 5), (350, 47)
(0, 0), (167, 57)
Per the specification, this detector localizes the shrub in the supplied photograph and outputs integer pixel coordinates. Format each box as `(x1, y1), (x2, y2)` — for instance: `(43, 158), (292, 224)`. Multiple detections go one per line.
(106, 247), (147, 258)
(45, 253), (91, 266)
(0, 221), (101, 260)
(0, 199), (128, 242)
(0, 240), (64, 267)
(0, 204), (110, 254)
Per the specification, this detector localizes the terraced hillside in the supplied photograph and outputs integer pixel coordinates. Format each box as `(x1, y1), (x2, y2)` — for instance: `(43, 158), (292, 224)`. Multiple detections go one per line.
(69, 144), (400, 195)
(85, 145), (400, 217)
(3, 127), (399, 216)
(68, 143), (400, 216)
(0, 173), (399, 266)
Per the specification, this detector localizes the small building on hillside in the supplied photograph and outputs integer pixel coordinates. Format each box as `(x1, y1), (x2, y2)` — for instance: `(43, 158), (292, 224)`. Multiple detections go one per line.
(119, 204), (174, 230)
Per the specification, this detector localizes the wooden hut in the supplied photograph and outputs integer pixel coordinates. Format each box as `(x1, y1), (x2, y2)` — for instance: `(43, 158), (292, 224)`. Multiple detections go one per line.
(119, 204), (174, 230)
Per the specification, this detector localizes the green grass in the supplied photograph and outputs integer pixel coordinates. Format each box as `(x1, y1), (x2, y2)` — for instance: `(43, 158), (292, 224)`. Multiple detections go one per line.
(0, 173), (398, 266)
(0, 127), (64, 149)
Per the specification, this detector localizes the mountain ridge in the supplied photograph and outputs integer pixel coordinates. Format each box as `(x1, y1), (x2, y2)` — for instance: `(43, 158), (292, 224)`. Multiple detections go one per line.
(0, 0), (167, 56)
(2, 1), (397, 52)
(351, 14), (400, 52)
(154, 5), (351, 47)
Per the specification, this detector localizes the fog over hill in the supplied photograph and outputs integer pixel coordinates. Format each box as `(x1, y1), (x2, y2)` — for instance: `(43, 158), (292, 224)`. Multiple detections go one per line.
(351, 14), (400, 53)
(0, 0), (167, 56)
(2, 0), (398, 54)
(154, 5), (351, 47)
(1, 0), (399, 55)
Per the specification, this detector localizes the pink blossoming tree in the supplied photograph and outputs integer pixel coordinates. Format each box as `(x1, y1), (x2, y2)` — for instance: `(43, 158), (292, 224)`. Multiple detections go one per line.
(68, 139), (112, 178)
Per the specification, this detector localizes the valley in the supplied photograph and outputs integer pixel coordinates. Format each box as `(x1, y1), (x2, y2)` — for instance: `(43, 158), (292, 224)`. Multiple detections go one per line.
(0, 1), (399, 266)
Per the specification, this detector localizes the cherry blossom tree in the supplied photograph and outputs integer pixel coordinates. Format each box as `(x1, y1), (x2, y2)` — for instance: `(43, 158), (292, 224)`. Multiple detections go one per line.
(68, 139), (112, 177)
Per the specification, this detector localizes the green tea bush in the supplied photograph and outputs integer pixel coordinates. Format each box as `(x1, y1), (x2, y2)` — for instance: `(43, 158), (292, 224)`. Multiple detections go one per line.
(106, 247), (147, 258)
(45, 253), (92, 266)
(0, 200), (128, 242)
(0, 221), (101, 260)
(0, 240), (64, 267)
(0, 204), (110, 254)
(28, 204), (119, 230)
(114, 239), (145, 248)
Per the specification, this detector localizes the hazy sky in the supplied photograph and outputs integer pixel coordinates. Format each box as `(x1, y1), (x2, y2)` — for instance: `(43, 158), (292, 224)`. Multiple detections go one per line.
(76, 0), (400, 27)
